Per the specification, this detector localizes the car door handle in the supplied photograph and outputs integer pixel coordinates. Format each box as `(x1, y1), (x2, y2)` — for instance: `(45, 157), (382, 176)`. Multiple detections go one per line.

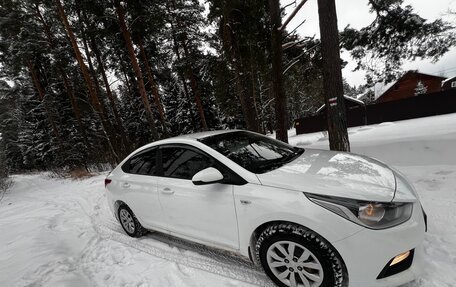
(122, 182), (130, 188)
(161, 188), (174, 195)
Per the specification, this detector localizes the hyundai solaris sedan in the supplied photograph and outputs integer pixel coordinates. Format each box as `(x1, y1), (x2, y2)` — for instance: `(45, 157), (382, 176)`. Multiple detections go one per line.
(105, 130), (426, 287)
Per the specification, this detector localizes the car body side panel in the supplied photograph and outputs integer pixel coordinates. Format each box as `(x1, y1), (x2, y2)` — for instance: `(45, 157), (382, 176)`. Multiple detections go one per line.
(106, 169), (167, 230)
(156, 176), (239, 250)
(233, 183), (364, 258)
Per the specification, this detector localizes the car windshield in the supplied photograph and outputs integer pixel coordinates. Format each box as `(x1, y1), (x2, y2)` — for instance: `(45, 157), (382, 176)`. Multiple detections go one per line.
(199, 131), (304, 174)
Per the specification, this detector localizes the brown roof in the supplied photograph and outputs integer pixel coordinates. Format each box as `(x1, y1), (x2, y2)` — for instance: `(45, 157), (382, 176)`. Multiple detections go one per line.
(378, 70), (446, 99)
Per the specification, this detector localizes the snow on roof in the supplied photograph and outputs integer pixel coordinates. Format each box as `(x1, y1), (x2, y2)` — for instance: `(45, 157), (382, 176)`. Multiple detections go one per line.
(315, 95), (365, 113)
(375, 81), (395, 100)
(441, 75), (456, 86)
(355, 92), (367, 100)
(346, 96), (365, 105)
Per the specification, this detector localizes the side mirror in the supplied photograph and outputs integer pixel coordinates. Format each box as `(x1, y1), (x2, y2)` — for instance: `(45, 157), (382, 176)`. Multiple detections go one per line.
(192, 167), (224, 185)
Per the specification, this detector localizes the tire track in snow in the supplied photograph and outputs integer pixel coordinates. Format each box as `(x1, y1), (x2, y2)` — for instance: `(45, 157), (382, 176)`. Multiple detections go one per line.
(14, 174), (274, 286)
(90, 196), (274, 286)
(93, 221), (274, 286)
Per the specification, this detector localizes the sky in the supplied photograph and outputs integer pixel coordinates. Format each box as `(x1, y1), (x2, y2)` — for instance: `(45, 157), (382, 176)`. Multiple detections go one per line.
(282, 0), (456, 86)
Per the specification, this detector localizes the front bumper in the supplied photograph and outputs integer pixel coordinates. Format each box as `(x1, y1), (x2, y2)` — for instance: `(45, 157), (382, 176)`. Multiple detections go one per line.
(333, 202), (426, 287)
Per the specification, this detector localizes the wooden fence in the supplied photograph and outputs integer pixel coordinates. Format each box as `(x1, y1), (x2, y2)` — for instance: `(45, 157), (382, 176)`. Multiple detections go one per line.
(295, 90), (456, 135)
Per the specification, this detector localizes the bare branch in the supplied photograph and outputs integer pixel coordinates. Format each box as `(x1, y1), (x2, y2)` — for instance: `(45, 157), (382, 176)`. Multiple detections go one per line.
(282, 38), (308, 50)
(283, 42), (320, 74)
(282, 19), (306, 40)
(282, 0), (297, 11)
(279, 0), (309, 33)
(283, 58), (301, 74)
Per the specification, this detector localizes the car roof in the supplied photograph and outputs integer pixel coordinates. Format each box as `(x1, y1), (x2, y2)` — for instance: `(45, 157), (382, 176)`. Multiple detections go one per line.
(128, 129), (272, 159)
(130, 129), (243, 153)
(115, 129), (263, 185)
(171, 129), (242, 140)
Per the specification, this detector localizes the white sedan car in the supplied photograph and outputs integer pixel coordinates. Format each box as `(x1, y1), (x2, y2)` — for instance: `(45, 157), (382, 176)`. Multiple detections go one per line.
(105, 130), (426, 287)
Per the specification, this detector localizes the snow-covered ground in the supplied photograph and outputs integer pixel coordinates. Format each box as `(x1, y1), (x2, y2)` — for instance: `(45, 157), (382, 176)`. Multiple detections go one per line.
(1, 114), (456, 287)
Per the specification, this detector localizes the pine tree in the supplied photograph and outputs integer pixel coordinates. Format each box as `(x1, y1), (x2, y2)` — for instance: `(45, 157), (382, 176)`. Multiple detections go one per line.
(165, 0), (211, 131)
(342, 0), (456, 85)
(1, 0), (455, 173)
(269, 0), (287, 142)
(0, 81), (24, 172)
(54, 0), (120, 162)
(207, 0), (268, 133)
(114, 0), (159, 141)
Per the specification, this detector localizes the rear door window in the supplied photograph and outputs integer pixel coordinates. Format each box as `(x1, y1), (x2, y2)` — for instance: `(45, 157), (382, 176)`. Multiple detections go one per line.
(124, 149), (158, 176)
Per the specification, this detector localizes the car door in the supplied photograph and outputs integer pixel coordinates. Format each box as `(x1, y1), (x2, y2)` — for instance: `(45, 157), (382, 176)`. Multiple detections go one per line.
(120, 148), (167, 230)
(156, 145), (239, 250)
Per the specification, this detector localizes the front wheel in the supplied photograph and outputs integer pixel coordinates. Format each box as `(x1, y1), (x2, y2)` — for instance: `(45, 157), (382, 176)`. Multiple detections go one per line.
(255, 223), (347, 287)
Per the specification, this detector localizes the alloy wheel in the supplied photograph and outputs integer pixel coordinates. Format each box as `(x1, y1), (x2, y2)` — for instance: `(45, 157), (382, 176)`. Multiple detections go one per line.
(266, 240), (324, 287)
(119, 208), (135, 234)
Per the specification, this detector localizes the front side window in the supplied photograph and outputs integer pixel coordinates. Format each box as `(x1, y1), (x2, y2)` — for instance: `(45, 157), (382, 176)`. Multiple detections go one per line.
(160, 147), (214, 180)
(199, 131), (304, 174)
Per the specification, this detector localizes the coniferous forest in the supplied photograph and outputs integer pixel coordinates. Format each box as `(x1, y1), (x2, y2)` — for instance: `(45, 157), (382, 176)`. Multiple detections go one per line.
(0, 0), (454, 173)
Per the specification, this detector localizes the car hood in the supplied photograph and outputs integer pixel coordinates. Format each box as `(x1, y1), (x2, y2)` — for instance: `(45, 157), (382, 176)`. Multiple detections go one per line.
(256, 149), (396, 202)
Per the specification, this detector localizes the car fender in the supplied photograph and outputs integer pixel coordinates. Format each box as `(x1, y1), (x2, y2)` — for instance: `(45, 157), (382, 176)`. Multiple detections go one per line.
(234, 184), (364, 258)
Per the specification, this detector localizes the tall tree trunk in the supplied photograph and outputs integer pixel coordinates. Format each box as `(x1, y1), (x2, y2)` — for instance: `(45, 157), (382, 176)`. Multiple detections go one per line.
(78, 19), (122, 157)
(75, 0), (129, 154)
(76, 0), (130, 153)
(168, 19), (198, 129)
(116, 51), (133, 98)
(182, 45), (208, 131)
(269, 0), (288, 143)
(55, 0), (119, 162)
(34, 3), (88, 146)
(222, 20), (260, 132)
(136, 37), (168, 134)
(114, 0), (158, 141)
(59, 67), (89, 144)
(186, 65), (208, 131)
(168, 3), (208, 131)
(27, 60), (64, 148)
(317, 0), (350, 151)
(90, 35), (131, 152)
(80, 32), (103, 104)
(249, 45), (261, 133)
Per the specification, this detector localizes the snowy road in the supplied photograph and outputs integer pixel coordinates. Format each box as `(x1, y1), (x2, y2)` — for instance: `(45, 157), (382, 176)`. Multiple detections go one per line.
(0, 174), (270, 287)
(1, 114), (456, 287)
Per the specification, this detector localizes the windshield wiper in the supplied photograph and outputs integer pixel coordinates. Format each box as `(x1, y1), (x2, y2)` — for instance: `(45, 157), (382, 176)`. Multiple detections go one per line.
(282, 147), (304, 163)
(257, 148), (304, 173)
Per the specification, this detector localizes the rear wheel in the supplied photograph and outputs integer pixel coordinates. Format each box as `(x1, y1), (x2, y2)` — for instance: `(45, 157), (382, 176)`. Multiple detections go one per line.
(118, 205), (146, 237)
(255, 223), (347, 287)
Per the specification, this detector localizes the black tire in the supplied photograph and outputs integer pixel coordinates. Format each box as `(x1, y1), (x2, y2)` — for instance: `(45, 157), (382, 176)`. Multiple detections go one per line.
(255, 223), (348, 287)
(117, 204), (147, 238)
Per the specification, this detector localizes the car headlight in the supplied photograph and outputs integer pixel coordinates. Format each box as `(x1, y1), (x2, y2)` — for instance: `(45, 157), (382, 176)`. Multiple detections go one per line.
(305, 193), (413, 229)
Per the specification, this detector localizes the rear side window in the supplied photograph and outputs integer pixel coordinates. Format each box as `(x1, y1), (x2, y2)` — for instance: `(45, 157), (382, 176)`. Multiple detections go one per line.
(160, 147), (214, 180)
(123, 149), (158, 176)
